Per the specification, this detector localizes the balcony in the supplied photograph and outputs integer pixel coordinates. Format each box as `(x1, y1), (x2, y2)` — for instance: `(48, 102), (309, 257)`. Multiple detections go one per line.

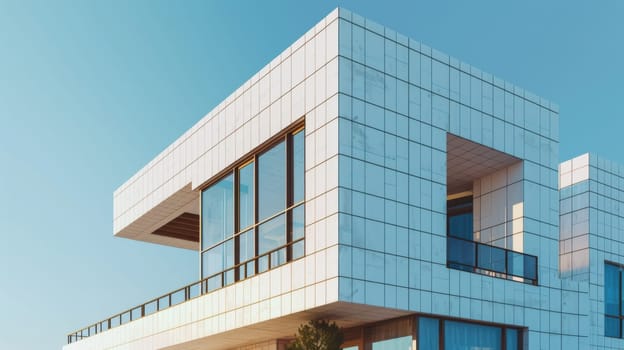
(67, 238), (303, 344)
(447, 236), (538, 285)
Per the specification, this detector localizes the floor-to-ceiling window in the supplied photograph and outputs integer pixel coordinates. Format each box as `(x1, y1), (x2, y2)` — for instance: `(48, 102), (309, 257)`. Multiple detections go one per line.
(200, 125), (305, 290)
(446, 195), (475, 273)
(341, 315), (522, 350)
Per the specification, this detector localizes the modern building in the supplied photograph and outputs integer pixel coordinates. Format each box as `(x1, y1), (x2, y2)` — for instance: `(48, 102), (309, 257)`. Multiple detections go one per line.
(64, 8), (624, 350)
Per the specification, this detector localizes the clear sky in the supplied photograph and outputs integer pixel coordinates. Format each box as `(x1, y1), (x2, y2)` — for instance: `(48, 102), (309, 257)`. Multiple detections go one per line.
(0, 1), (622, 348)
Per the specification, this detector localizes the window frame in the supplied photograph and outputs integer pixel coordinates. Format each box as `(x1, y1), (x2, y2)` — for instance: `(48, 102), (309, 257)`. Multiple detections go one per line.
(341, 314), (524, 350)
(199, 121), (305, 286)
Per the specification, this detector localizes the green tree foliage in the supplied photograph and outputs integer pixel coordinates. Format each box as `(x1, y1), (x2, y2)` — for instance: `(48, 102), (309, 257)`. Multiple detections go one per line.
(287, 320), (344, 350)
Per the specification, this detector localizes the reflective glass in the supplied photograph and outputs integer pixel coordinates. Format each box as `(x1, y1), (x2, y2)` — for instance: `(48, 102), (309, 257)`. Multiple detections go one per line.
(506, 329), (519, 350)
(207, 275), (221, 292)
(238, 162), (254, 230)
(238, 229), (255, 263)
(371, 336), (412, 350)
(292, 204), (305, 240)
(447, 237), (475, 271)
(202, 239), (234, 279)
(258, 255), (269, 273)
(258, 141), (285, 221)
(365, 30), (384, 71)
(507, 251), (525, 278)
(523, 255), (537, 281)
(202, 174), (234, 249)
(292, 240), (305, 260)
(605, 263), (620, 316)
(271, 247), (287, 268)
(478, 244), (506, 274)
(418, 317), (439, 350)
(293, 130), (305, 204)
(259, 213), (286, 255)
(224, 269), (235, 286)
(606, 316), (621, 338)
(432, 60), (449, 96)
(444, 320), (501, 350)
(448, 213), (472, 240)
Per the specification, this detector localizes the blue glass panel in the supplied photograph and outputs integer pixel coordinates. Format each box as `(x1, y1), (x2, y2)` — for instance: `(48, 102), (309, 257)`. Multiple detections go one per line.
(258, 141), (285, 221)
(605, 263), (620, 316)
(202, 174), (234, 249)
(448, 213), (472, 240)
(292, 241), (305, 260)
(506, 329), (519, 350)
(507, 251), (525, 278)
(259, 213), (286, 255)
(207, 275), (221, 292)
(238, 229), (255, 262)
(605, 316), (621, 338)
(371, 335), (411, 350)
(258, 255), (268, 273)
(444, 320), (501, 350)
(238, 162), (254, 230)
(447, 237), (475, 270)
(271, 247), (287, 268)
(292, 204), (305, 240)
(202, 239), (234, 279)
(202, 246), (221, 278)
(523, 254), (537, 281)
(418, 317), (439, 350)
(478, 244), (506, 274)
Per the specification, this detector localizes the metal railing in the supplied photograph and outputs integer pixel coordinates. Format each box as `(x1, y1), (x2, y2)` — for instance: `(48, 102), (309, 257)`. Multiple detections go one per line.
(447, 236), (538, 285)
(67, 238), (305, 344)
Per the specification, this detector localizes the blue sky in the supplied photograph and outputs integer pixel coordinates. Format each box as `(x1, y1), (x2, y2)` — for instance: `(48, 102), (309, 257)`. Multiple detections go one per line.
(0, 1), (622, 348)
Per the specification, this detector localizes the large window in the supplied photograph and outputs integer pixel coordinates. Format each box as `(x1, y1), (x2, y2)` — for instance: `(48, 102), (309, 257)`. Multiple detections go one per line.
(605, 261), (624, 338)
(447, 196), (473, 241)
(341, 315), (522, 350)
(200, 126), (305, 290)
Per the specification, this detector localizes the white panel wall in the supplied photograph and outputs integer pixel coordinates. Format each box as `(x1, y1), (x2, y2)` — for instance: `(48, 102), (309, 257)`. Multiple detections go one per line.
(335, 8), (588, 349)
(473, 162), (524, 251)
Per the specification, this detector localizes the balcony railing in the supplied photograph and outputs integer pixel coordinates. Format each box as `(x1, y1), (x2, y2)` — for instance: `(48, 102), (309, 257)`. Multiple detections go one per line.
(447, 236), (538, 285)
(67, 238), (304, 344)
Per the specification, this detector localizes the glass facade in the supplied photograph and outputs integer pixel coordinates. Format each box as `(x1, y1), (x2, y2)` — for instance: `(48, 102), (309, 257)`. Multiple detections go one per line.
(341, 315), (521, 350)
(605, 261), (624, 338)
(200, 127), (305, 288)
(447, 196), (473, 241)
(444, 321), (501, 350)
